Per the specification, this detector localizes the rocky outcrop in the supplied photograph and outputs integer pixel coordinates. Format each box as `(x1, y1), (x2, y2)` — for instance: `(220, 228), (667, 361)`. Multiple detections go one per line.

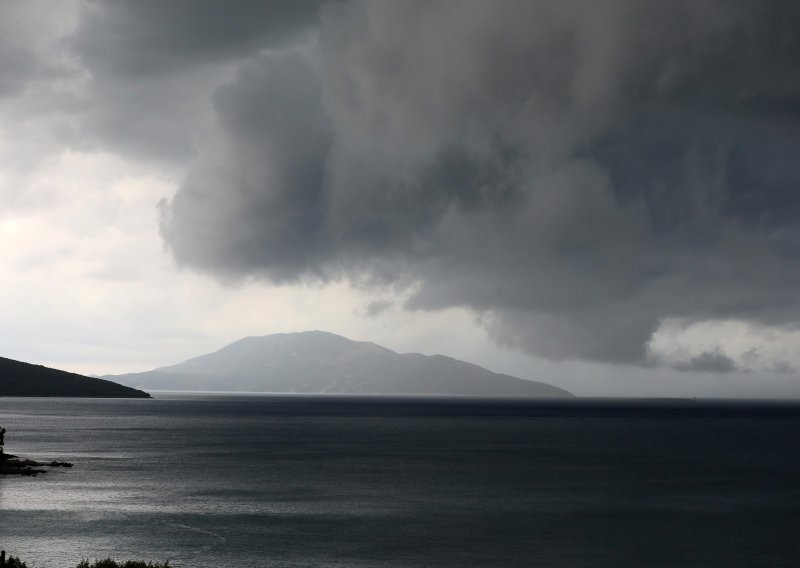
(0, 452), (72, 476)
(0, 427), (73, 476)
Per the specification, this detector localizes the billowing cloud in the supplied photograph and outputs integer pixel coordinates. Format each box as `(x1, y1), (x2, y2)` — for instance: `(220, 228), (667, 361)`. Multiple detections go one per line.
(158, 0), (800, 370)
(161, 51), (332, 280)
(69, 0), (322, 78)
(56, 0), (324, 162)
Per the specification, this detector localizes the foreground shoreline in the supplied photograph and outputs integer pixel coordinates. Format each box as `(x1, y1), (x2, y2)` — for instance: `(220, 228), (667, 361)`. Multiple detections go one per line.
(0, 552), (169, 568)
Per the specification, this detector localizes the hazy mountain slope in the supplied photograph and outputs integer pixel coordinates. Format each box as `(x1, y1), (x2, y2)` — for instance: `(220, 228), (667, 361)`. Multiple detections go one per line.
(107, 331), (571, 397)
(0, 356), (150, 398)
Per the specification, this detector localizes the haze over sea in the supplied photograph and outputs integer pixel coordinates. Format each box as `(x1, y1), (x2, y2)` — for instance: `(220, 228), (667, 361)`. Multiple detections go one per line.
(1, 395), (799, 568)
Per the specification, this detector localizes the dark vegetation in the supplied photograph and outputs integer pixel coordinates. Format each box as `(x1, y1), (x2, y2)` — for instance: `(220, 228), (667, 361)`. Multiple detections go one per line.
(76, 560), (170, 568)
(0, 356), (150, 398)
(0, 552), (169, 568)
(0, 551), (28, 568)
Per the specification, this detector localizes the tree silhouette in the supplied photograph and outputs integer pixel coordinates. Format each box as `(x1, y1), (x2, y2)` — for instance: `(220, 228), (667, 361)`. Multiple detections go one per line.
(0, 426), (5, 454)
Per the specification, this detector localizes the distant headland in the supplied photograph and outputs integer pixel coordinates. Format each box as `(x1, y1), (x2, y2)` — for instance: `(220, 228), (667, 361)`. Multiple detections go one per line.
(0, 356), (150, 398)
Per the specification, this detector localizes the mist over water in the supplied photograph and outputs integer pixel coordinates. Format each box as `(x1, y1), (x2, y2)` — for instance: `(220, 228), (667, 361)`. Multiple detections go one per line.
(1, 395), (799, 567)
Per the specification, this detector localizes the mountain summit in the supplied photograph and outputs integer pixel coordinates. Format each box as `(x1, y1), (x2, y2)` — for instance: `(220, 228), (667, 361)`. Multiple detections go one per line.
(108, 331), (572, 397)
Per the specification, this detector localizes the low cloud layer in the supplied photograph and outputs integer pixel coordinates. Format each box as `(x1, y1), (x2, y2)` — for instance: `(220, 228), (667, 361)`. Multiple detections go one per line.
(674, 349), (738, 374)
(158, 0), (800, 370)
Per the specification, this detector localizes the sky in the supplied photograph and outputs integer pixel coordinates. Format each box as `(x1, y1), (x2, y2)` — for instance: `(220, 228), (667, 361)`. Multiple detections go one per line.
(2, 0), (800, 398)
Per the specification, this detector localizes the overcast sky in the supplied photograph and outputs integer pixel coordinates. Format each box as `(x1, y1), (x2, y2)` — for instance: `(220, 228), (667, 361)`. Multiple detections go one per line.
(2, 0), (800, 397)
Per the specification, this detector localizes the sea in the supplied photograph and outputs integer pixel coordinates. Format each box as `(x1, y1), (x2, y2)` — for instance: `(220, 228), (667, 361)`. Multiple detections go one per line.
(1, 395), (799, 568)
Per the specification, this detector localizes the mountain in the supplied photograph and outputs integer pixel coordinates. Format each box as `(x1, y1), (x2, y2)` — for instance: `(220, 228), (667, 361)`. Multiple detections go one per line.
(0, 356), (150, 398)
(106, 331), (572, 397)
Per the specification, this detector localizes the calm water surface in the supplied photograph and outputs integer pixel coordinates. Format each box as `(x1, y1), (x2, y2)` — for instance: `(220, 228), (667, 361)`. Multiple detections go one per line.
(1, 395), (799, 567)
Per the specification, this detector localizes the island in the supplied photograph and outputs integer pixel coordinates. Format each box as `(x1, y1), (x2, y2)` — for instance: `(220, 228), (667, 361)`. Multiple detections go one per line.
(106, 330), (572, 397)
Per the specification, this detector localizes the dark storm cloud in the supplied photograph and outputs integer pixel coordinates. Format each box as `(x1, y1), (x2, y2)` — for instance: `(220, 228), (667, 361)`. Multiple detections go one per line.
(161, 51), (331, 281)
(0, 40), (38, 97)
(69, 0), (323, 78)
(157, 0), (800, 368)
(62, 0), (323, 162)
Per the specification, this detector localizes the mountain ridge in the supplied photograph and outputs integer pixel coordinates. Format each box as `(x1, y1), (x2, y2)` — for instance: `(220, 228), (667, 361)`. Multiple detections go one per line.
(107, 331), (572, 397)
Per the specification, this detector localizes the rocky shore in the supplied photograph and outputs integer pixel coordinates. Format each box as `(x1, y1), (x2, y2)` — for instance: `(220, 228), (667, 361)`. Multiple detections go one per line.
(0, 428), (73, 476)
(0, 451), (73, 476)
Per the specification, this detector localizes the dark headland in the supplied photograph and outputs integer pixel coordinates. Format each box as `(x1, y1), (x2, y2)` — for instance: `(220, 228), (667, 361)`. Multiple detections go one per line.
(0, 356), (150, 398)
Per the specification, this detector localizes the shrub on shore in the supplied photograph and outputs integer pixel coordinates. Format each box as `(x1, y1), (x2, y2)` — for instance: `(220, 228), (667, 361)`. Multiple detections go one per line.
(76, 561), (170, 568)
(0, 555), (169, 568)
(3, 554), (28, 568)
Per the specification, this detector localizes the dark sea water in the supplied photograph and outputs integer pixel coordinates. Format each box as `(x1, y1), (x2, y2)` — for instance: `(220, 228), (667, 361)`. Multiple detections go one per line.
(1, 395), (799, 568)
